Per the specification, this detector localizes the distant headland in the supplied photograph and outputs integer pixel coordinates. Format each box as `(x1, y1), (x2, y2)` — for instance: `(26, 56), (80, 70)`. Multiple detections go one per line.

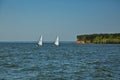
(76, 33), (120, 44)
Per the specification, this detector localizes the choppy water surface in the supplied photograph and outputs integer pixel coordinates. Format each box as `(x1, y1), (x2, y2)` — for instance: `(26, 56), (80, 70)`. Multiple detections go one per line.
(0, 42), (120, 80)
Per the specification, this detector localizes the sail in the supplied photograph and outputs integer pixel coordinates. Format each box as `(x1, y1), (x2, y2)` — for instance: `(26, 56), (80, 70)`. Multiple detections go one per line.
(38, 36), (42, 46)
(55, 36), (59, 46)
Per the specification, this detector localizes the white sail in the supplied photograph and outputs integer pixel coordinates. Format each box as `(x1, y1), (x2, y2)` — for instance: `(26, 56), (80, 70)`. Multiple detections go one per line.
(38, 36), (42, 46)
(54, 36), (59, 46)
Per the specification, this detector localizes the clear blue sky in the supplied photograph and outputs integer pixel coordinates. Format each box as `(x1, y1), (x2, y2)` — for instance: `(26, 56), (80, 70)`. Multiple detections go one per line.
(0, 0), (120, 41)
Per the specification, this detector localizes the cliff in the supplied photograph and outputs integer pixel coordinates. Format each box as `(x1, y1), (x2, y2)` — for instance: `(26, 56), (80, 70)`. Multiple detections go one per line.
(76, 33), (120, 44)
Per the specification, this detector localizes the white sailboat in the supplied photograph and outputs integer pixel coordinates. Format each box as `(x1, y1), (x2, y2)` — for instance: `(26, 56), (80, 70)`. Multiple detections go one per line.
(54, 36), (59, 46)
(38, 36), (42, 46)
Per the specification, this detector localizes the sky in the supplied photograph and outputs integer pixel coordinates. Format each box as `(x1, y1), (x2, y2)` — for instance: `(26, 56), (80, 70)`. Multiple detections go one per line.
(0, 0), (120, 41)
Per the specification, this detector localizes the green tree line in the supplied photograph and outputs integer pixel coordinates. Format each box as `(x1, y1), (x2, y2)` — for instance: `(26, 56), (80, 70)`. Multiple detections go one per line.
(77, 33), (120, 44)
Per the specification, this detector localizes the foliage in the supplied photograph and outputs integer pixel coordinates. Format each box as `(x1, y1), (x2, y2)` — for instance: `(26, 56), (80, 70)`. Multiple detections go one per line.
(77, 33), (120, 44)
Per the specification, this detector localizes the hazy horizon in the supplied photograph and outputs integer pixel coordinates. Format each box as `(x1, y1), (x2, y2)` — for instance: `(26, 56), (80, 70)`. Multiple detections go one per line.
(0, 0), (120, 41)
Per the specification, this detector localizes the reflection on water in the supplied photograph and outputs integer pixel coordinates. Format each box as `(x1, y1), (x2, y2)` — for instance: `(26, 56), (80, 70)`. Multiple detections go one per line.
(0, 43), (120, 80)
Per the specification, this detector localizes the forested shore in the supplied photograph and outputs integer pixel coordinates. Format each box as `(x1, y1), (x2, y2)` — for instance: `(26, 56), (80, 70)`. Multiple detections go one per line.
(76, 33), (120, 44)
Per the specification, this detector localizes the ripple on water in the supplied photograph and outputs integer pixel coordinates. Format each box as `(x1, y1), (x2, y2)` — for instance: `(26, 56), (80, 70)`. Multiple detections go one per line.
(21, 66), (40, 72)
(0, 43), (120, 80)
(1, 62), (19, 68)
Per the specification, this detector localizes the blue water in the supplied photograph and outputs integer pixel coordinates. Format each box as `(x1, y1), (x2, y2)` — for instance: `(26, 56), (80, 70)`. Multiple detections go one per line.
(0, 42), (120, 80)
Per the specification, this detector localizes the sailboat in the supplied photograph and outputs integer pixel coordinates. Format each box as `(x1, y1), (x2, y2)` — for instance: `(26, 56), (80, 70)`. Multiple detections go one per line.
(54, 36), (59, 46)
(38, 36), (42, 46)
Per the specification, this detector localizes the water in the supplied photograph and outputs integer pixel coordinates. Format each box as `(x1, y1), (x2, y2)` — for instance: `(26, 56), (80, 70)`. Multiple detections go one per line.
(0, 42), (120, 80)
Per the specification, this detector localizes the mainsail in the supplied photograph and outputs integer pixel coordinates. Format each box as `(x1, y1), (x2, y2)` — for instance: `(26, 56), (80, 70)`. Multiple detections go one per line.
(54, 36), (59, 46)
(38, 36), (42, 46)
